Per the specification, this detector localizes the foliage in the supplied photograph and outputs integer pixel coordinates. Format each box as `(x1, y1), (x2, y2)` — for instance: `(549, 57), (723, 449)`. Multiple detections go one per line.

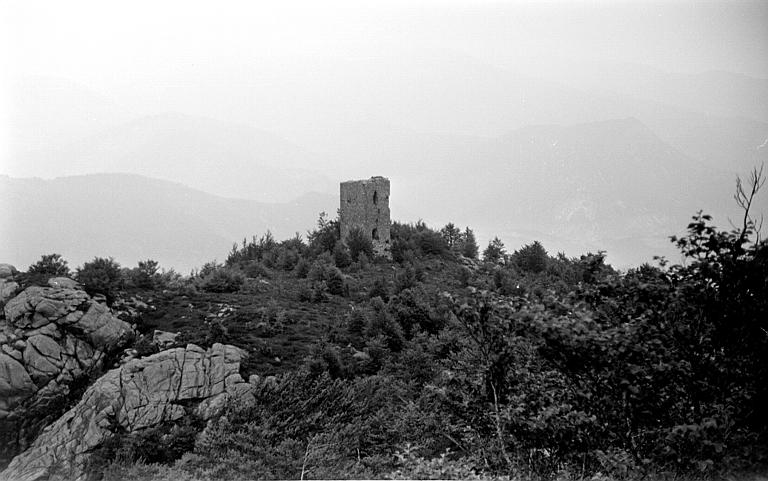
(76, 257), (122, 302)
(440, 223), (462, 249)
(461, 227), (479, 259)
(308, 258), (346, 297)
(333, 242), (352, 268)
(90, 170), (767, 480)
(129, 259), (160, 288)
(293, 258), (310, 279)
(394, 265), (418, 294)
(200, 268), (245, 293)
(391, 221), (450, 263)
(483, 237), (506, 264)
(512, 241), (548, 273)
(24, 253), (70, 285)
(307, 212), (340, 256)
(368, 277), (390, 301)
(346, 226), (374, 263)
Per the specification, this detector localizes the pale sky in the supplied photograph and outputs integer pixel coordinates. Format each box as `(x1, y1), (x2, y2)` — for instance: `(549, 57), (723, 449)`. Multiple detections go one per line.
(3, 0), (767, 86)
(1, 0), (766, 269)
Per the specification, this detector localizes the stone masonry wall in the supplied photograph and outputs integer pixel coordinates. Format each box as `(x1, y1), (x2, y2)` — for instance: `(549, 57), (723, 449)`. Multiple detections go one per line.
(339, 176), (391, 257)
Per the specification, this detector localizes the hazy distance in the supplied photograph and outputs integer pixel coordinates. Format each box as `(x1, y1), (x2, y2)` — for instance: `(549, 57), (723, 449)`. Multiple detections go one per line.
(2, 0), (767, 271)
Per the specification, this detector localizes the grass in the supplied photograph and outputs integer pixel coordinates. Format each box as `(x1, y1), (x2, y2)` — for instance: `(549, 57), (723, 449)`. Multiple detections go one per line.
(131, 257), (466, 376)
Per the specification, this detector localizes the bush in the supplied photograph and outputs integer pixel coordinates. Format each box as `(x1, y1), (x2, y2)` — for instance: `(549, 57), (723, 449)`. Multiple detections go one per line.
(25, 253), (70, 285)
(308, 259), (346, 297)
(276, 248), (300, 271)
(461, 228), (479, 259)
(76, 257), (122, 302)
(200, 268), (244, 293)
(293, 258), (310, 278)
(326, 268), (345, 296)
(417, 230), (449, 256)
(130, 259), (159, 288)
(307, 212), (340, 256)
(347, 309), (367, 336)
(368, 277), (390, 301)
(365, 297), (404, 351)
(197, 260), (222, 278)
(394, 266), (417, 294)
(512, 241), (548, 273)
(347, 227), (374, 262)
(483, 237), (506, 263)
(333, 242), (352, 268)
(458, 266), (472, 287)
(244, 260), (271, 279)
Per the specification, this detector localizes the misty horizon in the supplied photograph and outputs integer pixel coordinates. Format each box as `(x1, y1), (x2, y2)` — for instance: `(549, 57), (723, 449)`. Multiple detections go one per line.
(2, 0), (767, 271)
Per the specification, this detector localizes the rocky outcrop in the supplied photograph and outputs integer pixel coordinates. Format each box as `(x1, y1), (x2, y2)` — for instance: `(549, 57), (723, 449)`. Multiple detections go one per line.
(152, 329), (180, 349)
(0, 264), (20, 309)
(0, 279), (134, 464)
(1, 343), (256, 481)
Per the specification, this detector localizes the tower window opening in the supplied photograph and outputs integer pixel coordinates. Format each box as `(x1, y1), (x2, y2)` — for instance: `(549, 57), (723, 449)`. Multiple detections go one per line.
(373, 191), (378, 204)
(372, 228), (379, 240)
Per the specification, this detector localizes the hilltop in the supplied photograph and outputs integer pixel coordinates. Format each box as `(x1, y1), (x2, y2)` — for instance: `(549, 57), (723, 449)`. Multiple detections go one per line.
(1, 179), (766, 480)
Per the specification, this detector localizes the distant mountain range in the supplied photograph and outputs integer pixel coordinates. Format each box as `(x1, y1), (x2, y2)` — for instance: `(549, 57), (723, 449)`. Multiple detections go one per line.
(3, 54), (766, 270)
(0, 174), (336, 272)
(2, 116), (754, 272)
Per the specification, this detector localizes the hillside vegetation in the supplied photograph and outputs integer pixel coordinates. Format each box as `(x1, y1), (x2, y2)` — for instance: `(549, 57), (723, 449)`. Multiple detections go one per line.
(13, 172), (767, 481)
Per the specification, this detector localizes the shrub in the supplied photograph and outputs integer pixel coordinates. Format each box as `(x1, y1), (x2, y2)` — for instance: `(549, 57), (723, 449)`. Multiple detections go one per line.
(483, 237), (506, 263)
(347, 309), (367, 336)
(333, 242), (352, 268)
(347, 227), (374, 262)
(417, 230), (449, 256)
(197, 260), (222, 278)
(305, 340), (347, 379)
(293, 258), (310, 278)
(458, 266), (472, 287)
(307, 212), (340, 256)
(389, 287), (440, 337)
(25, 253), (70, 285)
(76, 257), (122, 302)
(200, 268), (244, 293)
(368, 277), (390, 301)
(205, 318), (229, 345)
(326, 268), (345, 296)
(391, 239), (415, 264)
(440, 223), (462, 249)
(365, 297), (404, 351)
(357, 252), (371, 269)
(308, 259), (346, 296)
(130, 259), (159, 288)
(394, 265), (417, 293)
(244, 260), (271, 279)
(512, 241), (548, 273)
(276, 248), (300, 271)
(461, 227), (479, 259)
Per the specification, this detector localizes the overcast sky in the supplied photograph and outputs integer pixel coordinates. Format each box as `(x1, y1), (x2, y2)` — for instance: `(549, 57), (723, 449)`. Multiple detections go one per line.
(2, 0), (767, 167)
(3, 0), (767, 87)
(1, 0), (767, 269)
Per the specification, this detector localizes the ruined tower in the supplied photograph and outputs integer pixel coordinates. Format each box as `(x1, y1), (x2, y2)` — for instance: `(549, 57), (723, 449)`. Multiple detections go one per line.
(339, 176), (391, 257)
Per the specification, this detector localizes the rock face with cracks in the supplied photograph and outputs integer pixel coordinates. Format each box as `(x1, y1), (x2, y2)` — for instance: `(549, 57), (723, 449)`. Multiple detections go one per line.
(0, 264), (20, 310)
(0, 279), (134, 464)
(0, 343), (256, 481)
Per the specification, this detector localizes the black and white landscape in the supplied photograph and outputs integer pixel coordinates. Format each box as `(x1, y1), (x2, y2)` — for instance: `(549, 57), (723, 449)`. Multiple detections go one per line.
(1, 2), (767, 481)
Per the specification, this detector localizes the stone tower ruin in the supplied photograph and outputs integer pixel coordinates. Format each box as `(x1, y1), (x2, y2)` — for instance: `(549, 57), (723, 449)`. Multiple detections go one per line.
(339, 176), (391, 257)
